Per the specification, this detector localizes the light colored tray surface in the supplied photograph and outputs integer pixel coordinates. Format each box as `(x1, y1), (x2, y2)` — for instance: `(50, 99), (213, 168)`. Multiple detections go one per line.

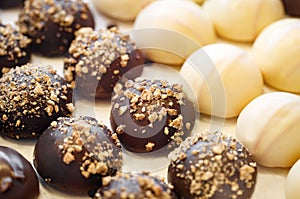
(0, 1), (289, 198)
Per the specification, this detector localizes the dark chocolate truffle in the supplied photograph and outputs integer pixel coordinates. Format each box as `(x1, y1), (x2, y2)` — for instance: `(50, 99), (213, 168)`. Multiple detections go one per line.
(0, 0), (24, 9)
(282, 0), (300, 17)
(34, 116), (123, 194)
(0, 22), (31, 77)
(93, 172), (177, 199)
(0, 63), (74, 139)
(0, 146), (39, 199)
(17, 0), (95, 57)
(64, 27), (144, 98)
(110, 79), (195, 153)
(168, 131), (257, 199)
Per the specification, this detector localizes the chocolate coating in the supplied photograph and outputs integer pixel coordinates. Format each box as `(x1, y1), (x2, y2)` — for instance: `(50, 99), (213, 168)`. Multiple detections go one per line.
(0, 63), (73, 139)
(168, 131), (257, 199)
(0, 23), (31, 77)
(110, 79), (195, 153)
(93, 172), (177, 199)
(282, 0), (300, 16)
(64, 27), (144, 98)
(34, 116), (123, 194)
(18, 0), (95, 57)
(0, 146), (39, 199)
(0, 0), (24, 9)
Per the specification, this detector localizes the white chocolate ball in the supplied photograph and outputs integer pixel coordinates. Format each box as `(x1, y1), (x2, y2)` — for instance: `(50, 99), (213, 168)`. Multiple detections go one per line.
(91, 0), (155, 21)
(186, 0), (205, 5)
(286, 159), (300, 199)
(252, 18), (300, 93)
(133, 0), (216, 65)
(236, 92), (300, 167)
(203, 0), (285, 42)
(180, 43), (263, 118)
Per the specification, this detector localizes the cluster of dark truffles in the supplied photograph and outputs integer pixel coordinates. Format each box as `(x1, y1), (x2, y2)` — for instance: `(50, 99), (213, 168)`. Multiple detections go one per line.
(0, 0), (24, 9)
(110, 79), (195, 153)
(0, 63), (73, 139)
(64, 27), (144, 98)
(168, 131), (257, 199)
(93, 172), (177, 199)
(17, 0), (95, 57)
(0, 22), (31, 77)
(34, 116), (123, 193)
(0, 146), (39, 199)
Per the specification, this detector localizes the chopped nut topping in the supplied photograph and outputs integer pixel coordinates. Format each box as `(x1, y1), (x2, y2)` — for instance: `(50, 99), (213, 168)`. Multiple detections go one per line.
(118, 106), (128, 116)
(55, 117), (122, 179)
(111, 79), (194, 152)
(0, 23), (31, 62)
(168, 131), (257, 198)
(18, 0), (93, 47)
(116, 125), (125, 134)
(0, 64), (73, 137)
(145, 142), (155, 152)
(94, 172), (174, 199)
(64, 27), (139, 89)
(63, 152), (75, 164)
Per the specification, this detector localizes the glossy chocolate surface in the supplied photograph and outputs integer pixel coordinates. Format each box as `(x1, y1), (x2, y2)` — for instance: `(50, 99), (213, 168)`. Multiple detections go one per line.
(64, 27), (144, 98)
(0, 63), (73, 139)
(93, 172), (177, 199)
(0, 146), (39, 199)
(18, 0), (95, 57)
(168, 131), (257, 199)
(110, 79), (195, 153)
(34, 116), (122, 194)
(0, 23), (31, 77)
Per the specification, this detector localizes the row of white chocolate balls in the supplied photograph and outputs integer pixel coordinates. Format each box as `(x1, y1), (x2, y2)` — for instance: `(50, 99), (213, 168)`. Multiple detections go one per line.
(237, 92), (300, 199)
(93, 0), (300, 93)
(93, 0), (286, 43)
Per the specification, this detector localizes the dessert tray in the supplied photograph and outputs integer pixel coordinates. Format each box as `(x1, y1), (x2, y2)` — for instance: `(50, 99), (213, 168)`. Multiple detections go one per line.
(0, 1), (291, 198)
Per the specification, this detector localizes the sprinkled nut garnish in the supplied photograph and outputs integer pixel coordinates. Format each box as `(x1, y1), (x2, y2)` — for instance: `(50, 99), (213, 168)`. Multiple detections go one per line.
(0, 63), (73, 139)
(17, 0), (94, 57)
(34, 116), (123, 193)
(64, 26), (144, 98)
(145, 142), (155, 152)
(111, 79), (195, 153)
(94, 172), (176, 199)
(116, 125), (125, 134)
(54, 117), (122, 179)
(0, 23), (31, 68)
(168, 131), (257, 199)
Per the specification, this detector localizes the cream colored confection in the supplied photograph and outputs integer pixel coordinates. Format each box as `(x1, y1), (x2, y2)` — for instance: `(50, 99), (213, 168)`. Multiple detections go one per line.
(236, 92), (300, 168)
(180, 43), (263, 118)
(133, 0), (216, 65)
(187, 0), (205, 5)
(252, 18), (300, 93)
(286, 159), (300, 199)
(91, 0), (155, 21)
(203, 0), (285, 42)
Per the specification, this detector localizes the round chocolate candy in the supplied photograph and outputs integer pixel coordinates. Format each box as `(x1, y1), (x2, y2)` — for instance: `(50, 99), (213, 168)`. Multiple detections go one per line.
(0, 146), (39, 199)
(34, 116), (123, 194)
(168, 131), (257, 199)
(17, 0), (95, 57)
(64, 27), (144, 98)
(0, 63), (74, 139)
(110, 79), (195, 153)
(0, 22), (31, 77)
(93, 172), (177, 199)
